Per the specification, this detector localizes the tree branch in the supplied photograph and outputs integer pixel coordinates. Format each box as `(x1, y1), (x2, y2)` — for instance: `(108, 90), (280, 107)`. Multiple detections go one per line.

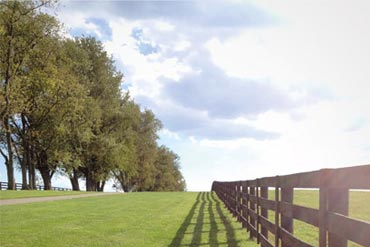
(0, 148), (9, 161)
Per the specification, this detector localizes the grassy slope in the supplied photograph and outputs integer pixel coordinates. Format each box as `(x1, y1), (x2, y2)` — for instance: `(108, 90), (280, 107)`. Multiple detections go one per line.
(0, 190), (88, 200)
(0, 192), (258, 247)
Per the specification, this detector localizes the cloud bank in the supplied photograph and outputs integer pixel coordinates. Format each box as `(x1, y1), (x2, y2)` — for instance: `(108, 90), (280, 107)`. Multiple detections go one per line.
(55, 0), (370, 190)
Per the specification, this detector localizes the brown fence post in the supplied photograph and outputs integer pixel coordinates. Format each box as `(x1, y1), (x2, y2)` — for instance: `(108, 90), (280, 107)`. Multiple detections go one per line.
(319, 168), (349, 247)
(236, 182), (240, 221)
(256, 179), (261, 244)
(250, 183), (256, 239)
(241, 181), (247, 229)
(328, 187), (349, 247)
(233, 182), (238, 217)
(275, 176), (280, 247)
(260, 185), (268, 241)
(246, 181), (250, 233)
(319, 169), (329, 247)
(238, 181), (243, 223)
(249, 184), (253, 239)
(281, 186), (293, 247)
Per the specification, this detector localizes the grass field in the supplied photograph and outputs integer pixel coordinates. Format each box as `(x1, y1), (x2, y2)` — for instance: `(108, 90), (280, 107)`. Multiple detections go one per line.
(0, 190), (88, 200)
(0, 192), (258, 247)
(0, 191), (369, 247)
(269, 190), (370, 247)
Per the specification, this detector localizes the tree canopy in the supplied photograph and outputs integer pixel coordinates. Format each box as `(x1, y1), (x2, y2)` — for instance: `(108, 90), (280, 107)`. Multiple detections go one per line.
(0, 0), (186, 192)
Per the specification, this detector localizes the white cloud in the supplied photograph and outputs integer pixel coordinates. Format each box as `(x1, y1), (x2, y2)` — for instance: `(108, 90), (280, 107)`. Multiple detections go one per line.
(52, 0), (370, 191)
(189, 136), (197, 144)
(197, 99), (370, 177)
(153, 20), (175, 31)
(159, 128), (181, 141)
(58, 11), (103, 38)
(104, 18), (192, 98)
(207, 0), (370, 101)
(174, 40), (191, 52)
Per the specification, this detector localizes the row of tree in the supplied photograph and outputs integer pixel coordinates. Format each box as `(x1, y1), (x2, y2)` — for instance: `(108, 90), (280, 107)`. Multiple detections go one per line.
(0, 1), (186, 191)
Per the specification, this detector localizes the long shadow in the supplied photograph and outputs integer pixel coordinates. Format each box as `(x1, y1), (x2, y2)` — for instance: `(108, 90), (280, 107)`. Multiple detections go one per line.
(211, 192), (239, 247)
(190, 192), (206, 246)
(208, 192), (218, 247)
(168, 192), (201, 247)
(169, 192), (239, 247)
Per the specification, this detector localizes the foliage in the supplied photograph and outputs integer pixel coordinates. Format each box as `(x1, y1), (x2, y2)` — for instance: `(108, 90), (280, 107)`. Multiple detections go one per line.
(0, 0), (185, 192)
(153, 146), (186, 191)
(0, 0), (62, 189)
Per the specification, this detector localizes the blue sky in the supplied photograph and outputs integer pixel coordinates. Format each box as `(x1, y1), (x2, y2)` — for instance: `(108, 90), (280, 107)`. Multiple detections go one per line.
(1, 0), (370, 191)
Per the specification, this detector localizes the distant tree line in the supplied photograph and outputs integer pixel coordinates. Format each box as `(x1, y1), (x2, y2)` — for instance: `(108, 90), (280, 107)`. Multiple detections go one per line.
(0, 0), (186, 192)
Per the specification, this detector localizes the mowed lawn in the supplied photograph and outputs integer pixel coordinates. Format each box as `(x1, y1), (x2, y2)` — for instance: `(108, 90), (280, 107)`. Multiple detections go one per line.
(0, 192), (258, 247)
(0, 191), (369, 247)
(0, 190), (88, 200)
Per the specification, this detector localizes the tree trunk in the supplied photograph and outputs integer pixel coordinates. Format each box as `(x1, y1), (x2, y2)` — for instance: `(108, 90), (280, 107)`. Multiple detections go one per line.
(37, 150), (53, 190)
(13, 141), (28, 190)
(40, 168), (52, 190)
(85, 172), (97, 191)
(16, 145), (28, 190)
(7, 166), (15, 190)
(100, 181), (105, 192)
(3, 7), (15, 190)
(4, 120), (15, 190)
(30, 161), (36, 189)
(29, 145), (36, 189)
(28, 162), (35, 189)
(21, 158), (28, 190)
(96, 180), (105, 192)
(116, 171), (132, 192)
(69, 169), (80, 191)
(21, 114), (30, 190)
(28, 159), (33, 189)
(120, 179), (131, 192)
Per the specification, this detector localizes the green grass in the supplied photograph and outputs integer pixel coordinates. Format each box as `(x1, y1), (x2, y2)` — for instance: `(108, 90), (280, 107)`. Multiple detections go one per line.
(0, 192), (258, 247)
(0, 190), (88, 200)
(266, 190), (370, 247)
(1, 190), (368, 247)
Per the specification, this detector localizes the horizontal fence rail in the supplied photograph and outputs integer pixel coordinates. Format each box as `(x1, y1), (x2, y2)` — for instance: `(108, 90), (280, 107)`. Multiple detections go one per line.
(0, 182), (72, 191)
(211, 164), (370, 247)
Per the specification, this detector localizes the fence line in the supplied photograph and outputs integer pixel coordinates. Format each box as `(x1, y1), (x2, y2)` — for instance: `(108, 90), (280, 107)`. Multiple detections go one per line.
(211, 164), (370, 247)
(0, 181), (72, 191)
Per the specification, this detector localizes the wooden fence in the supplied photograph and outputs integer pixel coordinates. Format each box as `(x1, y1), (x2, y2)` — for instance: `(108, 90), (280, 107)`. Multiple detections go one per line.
(211, 164), (370, 247)
(0, 181), (72, 191)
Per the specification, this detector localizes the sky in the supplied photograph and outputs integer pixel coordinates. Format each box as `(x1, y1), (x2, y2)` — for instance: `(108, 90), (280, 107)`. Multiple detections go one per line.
(1, 0), (370, 191)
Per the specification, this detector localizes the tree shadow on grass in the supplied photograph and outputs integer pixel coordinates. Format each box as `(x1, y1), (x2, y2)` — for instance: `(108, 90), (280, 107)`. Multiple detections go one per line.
(169, 193), (201, 247)
(168, 192), (240, 247)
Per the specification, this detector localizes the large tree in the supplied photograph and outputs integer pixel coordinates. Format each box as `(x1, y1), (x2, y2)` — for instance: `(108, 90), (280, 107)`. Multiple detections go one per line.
(153, 146), (186, 192)
(132, 110), (162, 191)
(112, 96), (141, 192)
(0, 0), (60, 189)
(74, 37), (123, 191)
(1, 1), (186, 192)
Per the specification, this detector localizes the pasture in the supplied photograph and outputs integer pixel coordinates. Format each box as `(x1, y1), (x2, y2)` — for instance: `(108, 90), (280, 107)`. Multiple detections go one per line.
(0, 192), (257, 247)
(0, 191), (368, 247)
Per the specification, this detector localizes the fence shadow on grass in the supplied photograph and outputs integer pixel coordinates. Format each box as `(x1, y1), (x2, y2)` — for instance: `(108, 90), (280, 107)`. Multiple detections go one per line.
(168, 192), (241, 247)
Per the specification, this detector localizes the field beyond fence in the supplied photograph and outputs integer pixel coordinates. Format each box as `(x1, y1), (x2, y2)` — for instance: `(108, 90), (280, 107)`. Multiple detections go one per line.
(212, 164), (370, 247)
